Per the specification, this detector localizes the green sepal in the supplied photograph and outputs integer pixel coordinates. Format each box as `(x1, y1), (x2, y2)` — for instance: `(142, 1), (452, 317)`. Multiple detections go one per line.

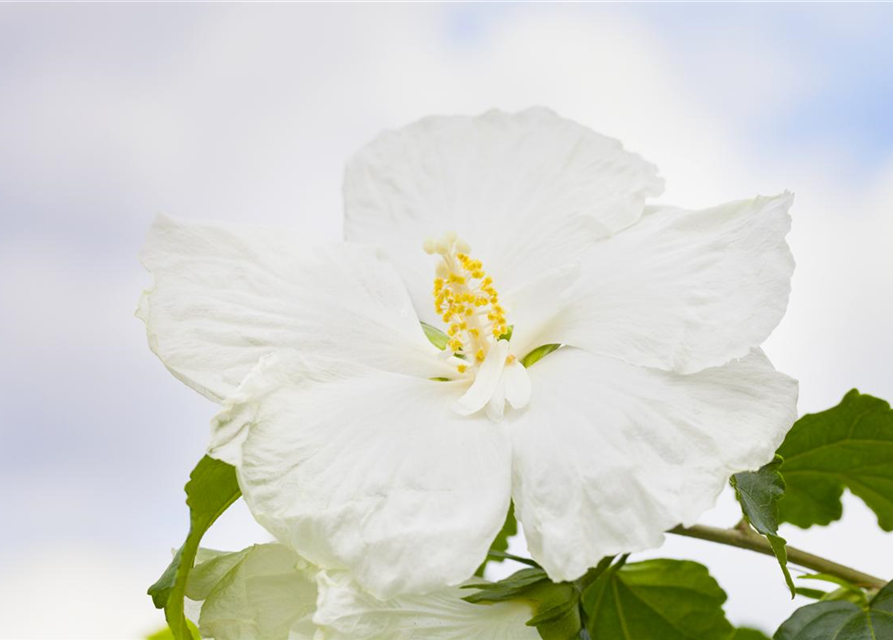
(421, 321), (450, 350)
(731, 455), (795, 596)
(462, 567), (550, 604)
(774, 580), (893, 639)
(776, 390), (893, 531)
(521, 344), (561, 368)
(464, 557), (614, 640)
(525, 582), (582, 640)
(148, 456), (241, 640)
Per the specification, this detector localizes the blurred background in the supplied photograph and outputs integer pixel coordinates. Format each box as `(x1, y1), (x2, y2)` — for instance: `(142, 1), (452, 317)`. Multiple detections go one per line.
(2, 3), (893, 637)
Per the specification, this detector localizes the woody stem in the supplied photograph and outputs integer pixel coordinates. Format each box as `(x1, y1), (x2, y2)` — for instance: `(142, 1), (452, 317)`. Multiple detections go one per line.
(669, 523), (886, 589)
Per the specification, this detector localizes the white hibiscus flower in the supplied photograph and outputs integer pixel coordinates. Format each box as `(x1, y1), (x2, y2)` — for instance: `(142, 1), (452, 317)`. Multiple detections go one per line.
(185, 543), (539, 640)
(138, 108), (798, 599)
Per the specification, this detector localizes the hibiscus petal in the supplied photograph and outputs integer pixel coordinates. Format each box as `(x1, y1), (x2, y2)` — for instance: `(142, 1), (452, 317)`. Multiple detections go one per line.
(344, 108), (663, 322)
(138, 215), (448, 402)
(503, 361), (532, 411)
(537, 193), (795, 374)
(210, 350), (513, 599)
(314, 570), (540, 640)
(503, 263), (580, 360)
(192, 544), (318, 640)
(508, 347), (797, 583)
(453, 339), (509, 416)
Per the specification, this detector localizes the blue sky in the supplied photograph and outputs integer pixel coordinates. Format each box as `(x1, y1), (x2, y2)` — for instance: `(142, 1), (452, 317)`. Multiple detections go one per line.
(1, 4), (892, 637)
(446, 3), (893, 170)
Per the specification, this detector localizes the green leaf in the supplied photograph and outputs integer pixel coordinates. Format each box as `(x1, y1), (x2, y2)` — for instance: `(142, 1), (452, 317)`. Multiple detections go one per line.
(732, 629), (772, 640)
(421, 321), (450, 350)
(774, 580), (893, 639)
(476, 502), (518, 576)
(800, 574), (862, 590)
(795, 588), (830, 601)
(777, 390), (893, 530)
(797, 575), (870, 608)
(148, 456), (241, 640)
(731, 456), (795, 596)
(521, 344), (561, 368)
(583, 559), (735, 640)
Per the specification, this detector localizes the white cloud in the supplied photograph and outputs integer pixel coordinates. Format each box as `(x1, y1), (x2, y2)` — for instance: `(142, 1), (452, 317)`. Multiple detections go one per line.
(0, 545), (165, 639)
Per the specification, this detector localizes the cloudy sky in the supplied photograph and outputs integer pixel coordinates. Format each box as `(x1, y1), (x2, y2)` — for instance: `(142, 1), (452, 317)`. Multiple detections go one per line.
(2, 3), (892, 637)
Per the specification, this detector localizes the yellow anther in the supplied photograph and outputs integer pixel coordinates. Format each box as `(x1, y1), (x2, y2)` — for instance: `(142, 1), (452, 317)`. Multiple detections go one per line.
(506, 354), (516, 364)
(427, 232), (510, 372)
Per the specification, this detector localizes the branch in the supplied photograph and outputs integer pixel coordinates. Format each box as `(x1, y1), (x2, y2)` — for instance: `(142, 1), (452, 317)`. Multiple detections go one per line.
(669, 524), (886, 589)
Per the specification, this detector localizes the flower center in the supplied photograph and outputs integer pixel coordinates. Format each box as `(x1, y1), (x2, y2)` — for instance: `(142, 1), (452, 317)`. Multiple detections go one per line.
(424, 233), (510, 374)
(423, 233), (532, 422)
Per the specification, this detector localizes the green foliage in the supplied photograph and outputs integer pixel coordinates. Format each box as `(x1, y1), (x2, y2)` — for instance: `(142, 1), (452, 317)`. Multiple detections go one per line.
(731, 456), (795, 596)
(421, 321), (450, 350)
(476, 502), (518, 576)
(148, 456), (241, 640)
(777, 390), (893, 530)
(467, 558), (788, 640)
(521, 344), (561, 368)
(582, 559), (736, 640)
(795, 588), (831, 601)
(774, 580), (893, 639)
(797, 573), (868, 607)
